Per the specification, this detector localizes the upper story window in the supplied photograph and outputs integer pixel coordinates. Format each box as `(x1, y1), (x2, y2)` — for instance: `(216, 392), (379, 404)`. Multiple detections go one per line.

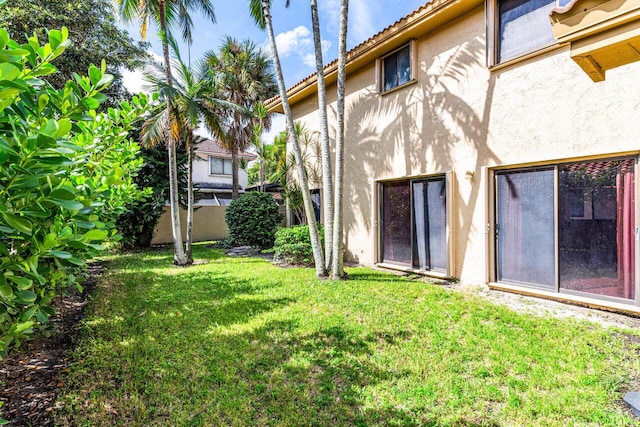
(489, 0), (557, 65)
(378, 41), (416, 93)
(210, 157), (232, 175)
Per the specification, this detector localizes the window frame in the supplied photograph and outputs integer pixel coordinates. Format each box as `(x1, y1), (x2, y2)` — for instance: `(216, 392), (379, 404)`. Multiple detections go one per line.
(376, 172), (454, 278)
(486, 0), (560, 67)
(488, 156), (640, 306)
(210, 157), (232, 175)
(376, 40), (417, 94)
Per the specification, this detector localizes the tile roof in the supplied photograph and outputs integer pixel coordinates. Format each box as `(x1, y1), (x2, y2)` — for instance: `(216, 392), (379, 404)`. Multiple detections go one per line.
(265, 0), (467, 109)
(194, 138), (257, 161)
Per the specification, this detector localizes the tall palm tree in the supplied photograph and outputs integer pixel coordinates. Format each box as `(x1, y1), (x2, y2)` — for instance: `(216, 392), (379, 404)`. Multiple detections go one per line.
(331, 0), (349, 279)
(113, 0), (215, 265)
(204, 37), (277, 199)
(309, 0), (335, 273)
(252, 102), (269, 192)
(249, 0), (326, 277)
(142, 38), (230, 262)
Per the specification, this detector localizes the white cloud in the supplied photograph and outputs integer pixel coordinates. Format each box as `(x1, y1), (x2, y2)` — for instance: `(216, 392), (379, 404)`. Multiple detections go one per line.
(266, 26), (333, 76)
(321, 39), (332, 54)
(302, 53), (316, 68)
(275, 25), (312, 58)
(320, 0), (376, 47)
(350, 0), (375, 44)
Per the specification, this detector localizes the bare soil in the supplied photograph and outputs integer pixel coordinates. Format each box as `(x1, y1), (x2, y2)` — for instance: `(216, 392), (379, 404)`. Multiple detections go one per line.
(0, 265), (103, 427)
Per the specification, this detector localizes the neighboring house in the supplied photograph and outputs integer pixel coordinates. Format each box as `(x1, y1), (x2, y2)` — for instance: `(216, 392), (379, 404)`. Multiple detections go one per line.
(266, 0), (640, 314)
(193, 139), (257, 205)
(151, 139), (256, 244)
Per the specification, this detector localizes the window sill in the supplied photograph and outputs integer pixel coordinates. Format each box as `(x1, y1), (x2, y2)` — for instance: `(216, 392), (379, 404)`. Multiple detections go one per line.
(489, 43), (566, 72)
(379, 79), (418, 96)
(209, 174), (232, 177)
(489, 282), (640, 315)
(376, 262), (451, 280)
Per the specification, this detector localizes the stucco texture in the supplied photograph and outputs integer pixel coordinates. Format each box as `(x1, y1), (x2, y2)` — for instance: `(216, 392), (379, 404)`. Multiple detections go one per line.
(288, 7), (640, 284)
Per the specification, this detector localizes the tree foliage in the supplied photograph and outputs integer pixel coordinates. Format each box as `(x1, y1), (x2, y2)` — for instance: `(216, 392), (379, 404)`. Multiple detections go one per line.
(274, 224), (324, 266)
(205, 37), (277, 198)
(225, 192), (282, 250)
(116, 144), (188, 248)
(0, 26), (150, 355)
(0, 0), (149, 108)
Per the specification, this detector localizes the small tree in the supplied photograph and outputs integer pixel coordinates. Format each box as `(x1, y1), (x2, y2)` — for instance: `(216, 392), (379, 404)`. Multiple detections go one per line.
(225, 192), (282, 249)
(0, 26), (150, 354)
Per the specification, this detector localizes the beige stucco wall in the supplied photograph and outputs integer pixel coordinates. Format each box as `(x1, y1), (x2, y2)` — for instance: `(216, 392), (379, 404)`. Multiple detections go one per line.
(289, 6), (640, 284)
(151, 206), (229, 245)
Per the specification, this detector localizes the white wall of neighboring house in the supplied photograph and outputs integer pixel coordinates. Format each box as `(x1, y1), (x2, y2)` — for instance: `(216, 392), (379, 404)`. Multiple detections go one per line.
(192, 155), (250, 190)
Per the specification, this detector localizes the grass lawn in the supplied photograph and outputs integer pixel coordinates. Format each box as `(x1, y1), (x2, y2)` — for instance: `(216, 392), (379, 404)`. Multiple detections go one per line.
(55, 244), (640, 426)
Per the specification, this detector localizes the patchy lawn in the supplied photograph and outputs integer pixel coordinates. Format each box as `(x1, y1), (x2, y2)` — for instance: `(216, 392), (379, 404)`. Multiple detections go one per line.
(54, 245), (640, 426)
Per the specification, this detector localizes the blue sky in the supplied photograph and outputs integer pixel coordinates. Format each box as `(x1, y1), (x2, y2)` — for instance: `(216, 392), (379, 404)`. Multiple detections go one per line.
(120, 0), (427, 140)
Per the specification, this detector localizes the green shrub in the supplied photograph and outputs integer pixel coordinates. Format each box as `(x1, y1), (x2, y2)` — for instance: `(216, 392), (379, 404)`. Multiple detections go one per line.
(0, 26), (150, 355)
(273, 225), (324, 266)
(225, 192), (282, 249)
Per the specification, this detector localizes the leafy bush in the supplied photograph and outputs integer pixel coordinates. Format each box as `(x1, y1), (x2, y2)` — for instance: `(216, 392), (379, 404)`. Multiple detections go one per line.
(225, 192), (282, 249)
(116, 145), (188, 249)
(273, 225), (324, 266)
(0, 26), (150, 355)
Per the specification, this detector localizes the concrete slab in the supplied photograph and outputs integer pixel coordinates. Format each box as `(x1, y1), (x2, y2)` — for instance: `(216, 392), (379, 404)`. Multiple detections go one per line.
(623, 392), (640, 417)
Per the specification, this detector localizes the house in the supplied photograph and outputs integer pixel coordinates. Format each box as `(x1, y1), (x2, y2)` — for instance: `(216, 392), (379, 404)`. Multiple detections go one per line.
(151, 139), (256, 244)
(193, 138), (257, 205)
(266, 0), (640, 314)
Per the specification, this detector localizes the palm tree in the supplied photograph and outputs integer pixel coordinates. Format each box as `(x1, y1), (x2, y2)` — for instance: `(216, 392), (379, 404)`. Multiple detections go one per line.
(142, 38), (229, 262)
(309, 0), (335, 273)
(249, 0), (326, 277)
(204, 37), (277, 199)
(252, 102), (269, 192)
(113, 0), (216, 265)
(330, 0), (349, 279)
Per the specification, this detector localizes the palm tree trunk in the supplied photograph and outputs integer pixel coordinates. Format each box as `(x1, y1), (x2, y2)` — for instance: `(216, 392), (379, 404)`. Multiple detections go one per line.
(186, 133), (194, 263)
(310, 0), (334, 272)
(231, 138), (239, 199)
(159, 0), (187, 265)
(331, 0), (348, 279)
(262, 0), (326, 277)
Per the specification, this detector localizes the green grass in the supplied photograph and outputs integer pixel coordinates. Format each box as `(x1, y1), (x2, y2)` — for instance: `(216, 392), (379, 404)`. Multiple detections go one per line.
(55, 244), (640, 426)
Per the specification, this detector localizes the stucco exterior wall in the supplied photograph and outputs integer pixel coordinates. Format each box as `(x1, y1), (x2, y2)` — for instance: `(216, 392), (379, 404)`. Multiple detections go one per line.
(151, 206), (229, 245)
(289, 6), (640, 284)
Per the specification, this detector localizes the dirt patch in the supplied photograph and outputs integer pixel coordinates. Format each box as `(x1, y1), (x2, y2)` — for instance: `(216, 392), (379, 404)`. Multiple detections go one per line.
(449, 282), (640, 330)
(0, 264), (103, 426)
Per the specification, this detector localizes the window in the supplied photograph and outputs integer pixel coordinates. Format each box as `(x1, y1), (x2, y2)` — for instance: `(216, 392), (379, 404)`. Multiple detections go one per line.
(489, 0), (557, 65)
(378, 42), (414, 93)
(494, 158), (636, 301)
(291, 189), (321, 225)
(311, 189), (321, 222)
(380, 176), (448, 272)
(210, 157), (232, 175)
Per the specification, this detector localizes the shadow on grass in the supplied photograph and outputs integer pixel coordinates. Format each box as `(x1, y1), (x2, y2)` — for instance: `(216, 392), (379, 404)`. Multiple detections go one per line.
(195, 320), (434, 426)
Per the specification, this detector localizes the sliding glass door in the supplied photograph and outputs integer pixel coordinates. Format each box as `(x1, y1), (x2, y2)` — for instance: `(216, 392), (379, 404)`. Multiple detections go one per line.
(495, 158), (636, 302)
(381, 177), (447, 272)
(558, 159), (635, 300)
(496, 169), (555, 288)
(381, 181), (412, 264)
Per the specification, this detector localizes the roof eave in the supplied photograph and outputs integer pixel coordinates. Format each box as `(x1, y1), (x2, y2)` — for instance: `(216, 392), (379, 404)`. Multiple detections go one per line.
(265, 0), (482, 114)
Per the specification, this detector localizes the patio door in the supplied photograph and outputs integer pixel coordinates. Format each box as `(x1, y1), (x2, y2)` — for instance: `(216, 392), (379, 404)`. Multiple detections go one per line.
(381, 176), (447, 272)
(495, 168), (555, 289)
(495, 158), (637, 302)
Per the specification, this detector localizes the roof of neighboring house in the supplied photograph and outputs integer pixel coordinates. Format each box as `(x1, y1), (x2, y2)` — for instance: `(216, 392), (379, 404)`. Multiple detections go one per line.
(265, 0), (482, 112)
(194, 139), (258, 161)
